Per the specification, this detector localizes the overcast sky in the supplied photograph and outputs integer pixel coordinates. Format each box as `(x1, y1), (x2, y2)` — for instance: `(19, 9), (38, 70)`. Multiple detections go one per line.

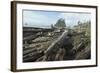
(23, 10), (91, 28)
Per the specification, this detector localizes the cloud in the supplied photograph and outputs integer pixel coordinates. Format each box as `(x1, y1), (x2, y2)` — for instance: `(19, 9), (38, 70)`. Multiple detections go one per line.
(57, 12), (91, 26)
(23, 11), (48, 24)
(23, 10), (91, 27)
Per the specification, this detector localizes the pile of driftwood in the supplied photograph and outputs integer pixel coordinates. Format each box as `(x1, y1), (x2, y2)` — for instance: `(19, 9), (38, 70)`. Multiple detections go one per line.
(23, 29), (91, 62)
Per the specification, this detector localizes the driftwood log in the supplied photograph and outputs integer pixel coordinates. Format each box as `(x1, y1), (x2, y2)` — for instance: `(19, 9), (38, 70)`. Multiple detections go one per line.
(23, 29), (90, 62)
(23, 50), (44, 62)
(42, 30), (73, 61)
(38, 31), (90, 61)
(75, 44), (91, 59)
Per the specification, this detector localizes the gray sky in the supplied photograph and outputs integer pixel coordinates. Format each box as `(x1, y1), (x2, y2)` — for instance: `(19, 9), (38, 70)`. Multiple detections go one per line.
(23, 10), (91, 28)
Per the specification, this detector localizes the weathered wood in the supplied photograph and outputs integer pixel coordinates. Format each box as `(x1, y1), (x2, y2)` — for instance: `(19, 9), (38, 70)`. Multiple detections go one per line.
(45, 31), (69, 53)
(23, 51), (44, 62)
(71, 42), (85, 53)
(42, 31), (85, 61)
(49, 31), (85, 51)
(32, 36), (50, 43)
(23, 27), (90, 62)
(23, 33), (39, 41)
(23, 48), (37, 55)
(55, 48), (65, 61)
(36, 56), (46, 61)
(75, 45), (91, 59)
(43, 30), (73, 61)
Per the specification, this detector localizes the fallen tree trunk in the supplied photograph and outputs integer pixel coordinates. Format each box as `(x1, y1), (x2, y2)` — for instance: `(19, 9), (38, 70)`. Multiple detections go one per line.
(23, 33), (39, 41)
(44, 30), (73, 61)
(75, 45), (91, 60)
(23, 50), (44, 62)
(45, 31), (70, 53)
(71, 42), (85, 54)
